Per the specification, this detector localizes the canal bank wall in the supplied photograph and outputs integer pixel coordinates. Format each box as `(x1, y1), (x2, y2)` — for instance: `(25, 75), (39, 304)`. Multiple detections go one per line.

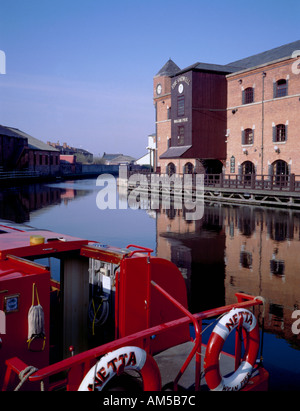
(121, 171), (300, 210)
(0, 164), (120, 186)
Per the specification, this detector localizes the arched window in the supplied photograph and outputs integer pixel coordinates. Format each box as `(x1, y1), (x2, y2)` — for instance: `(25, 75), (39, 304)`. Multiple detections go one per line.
(166, 162), (176, 176)
(272, 160), (289, 187)
(274, 79), (288, 98)
(273, 160), (289, 176)
(184, 162), (194, 174)
(242, 161), (255, 175)
(241, 161), (255, 183)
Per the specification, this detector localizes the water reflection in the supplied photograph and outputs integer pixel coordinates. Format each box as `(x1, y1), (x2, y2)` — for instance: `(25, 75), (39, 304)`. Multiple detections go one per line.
(156, 203), (300, 350)
(1, 180), (300, 388)
(0, 182), (91, 223)
(2, 181), (300, 348)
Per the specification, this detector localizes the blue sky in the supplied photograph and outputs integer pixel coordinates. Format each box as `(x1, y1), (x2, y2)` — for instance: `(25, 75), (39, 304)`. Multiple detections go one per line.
(0, 0), (299, 158)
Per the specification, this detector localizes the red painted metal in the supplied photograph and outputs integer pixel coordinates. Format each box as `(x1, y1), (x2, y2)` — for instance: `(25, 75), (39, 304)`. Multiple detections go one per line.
(151, 280), (201, 391)
(3, 294), (266, 391)
(0, 255), (50, 390)
(0, 227), (268, 391)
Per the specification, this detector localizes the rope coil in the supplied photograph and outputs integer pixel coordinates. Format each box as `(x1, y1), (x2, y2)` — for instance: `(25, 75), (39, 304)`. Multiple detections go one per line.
(14, 366), (38, 391)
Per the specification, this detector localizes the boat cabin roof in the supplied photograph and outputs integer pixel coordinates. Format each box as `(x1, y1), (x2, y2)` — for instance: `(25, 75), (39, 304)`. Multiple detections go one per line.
(0, 224), (89, 261)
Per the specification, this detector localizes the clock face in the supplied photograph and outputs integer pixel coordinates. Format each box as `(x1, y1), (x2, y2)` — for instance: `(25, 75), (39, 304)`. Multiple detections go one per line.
(156, 84), (162, 95)
(178, 83), (184, 94)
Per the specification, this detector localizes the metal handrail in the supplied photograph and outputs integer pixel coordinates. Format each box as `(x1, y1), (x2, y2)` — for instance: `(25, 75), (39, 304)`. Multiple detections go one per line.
(3, 294), (263, 391)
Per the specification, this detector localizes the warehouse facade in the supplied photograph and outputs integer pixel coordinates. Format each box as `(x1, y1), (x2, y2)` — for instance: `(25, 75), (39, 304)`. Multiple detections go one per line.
(154, 40), (300, 179)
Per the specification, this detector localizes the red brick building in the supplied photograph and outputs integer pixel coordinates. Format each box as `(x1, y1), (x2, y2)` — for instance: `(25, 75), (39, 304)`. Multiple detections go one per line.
(226, 41), (300, 179)
(0, 125), (60, 176)
(154, 40), (300, 179)
(154, 60), (236, 175)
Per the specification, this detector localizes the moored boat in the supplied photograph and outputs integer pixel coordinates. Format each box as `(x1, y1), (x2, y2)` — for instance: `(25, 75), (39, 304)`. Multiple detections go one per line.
(0, 221), (269, 391)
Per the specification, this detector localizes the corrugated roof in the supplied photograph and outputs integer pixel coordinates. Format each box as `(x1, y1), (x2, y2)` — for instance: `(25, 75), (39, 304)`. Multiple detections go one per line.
(0, 125), (26, 139)
(3, 126), (59, 152)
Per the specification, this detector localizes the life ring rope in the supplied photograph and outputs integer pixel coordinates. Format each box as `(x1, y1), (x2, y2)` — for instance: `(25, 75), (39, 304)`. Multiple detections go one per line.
(204, 308), (260, 391)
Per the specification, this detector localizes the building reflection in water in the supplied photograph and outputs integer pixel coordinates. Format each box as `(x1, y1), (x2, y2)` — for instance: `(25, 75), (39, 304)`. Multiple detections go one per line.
(0, 183), (87, 223)
(155, 201), (300, 348)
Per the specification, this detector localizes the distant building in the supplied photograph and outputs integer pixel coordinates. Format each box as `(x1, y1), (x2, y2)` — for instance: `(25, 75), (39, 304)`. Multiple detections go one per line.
(47, 141), (93, 163)
(101, 152), (136, 165)
(136, 134), (157, 170)
(0, 125), (60, 176)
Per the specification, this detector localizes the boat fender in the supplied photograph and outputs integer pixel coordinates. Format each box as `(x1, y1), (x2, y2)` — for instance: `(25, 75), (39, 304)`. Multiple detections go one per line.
(204, 308), (260, 391)
(78, 346), (161, 391)
(27, 283), (46, 351)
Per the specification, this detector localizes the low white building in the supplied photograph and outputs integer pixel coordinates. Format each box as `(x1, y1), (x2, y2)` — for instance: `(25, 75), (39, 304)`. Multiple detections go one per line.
(136, 134), (157, 169)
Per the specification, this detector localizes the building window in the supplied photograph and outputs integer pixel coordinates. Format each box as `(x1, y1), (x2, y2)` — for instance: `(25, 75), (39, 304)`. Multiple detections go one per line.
(271, 160), (289, 187)
(270, 259), (285, 276)
(242, 161), (255, 175)
(184, 162), (194, 174)
(242, 128), (254, 145)
(177, 95), (185, 117)
(167, 106), (171, 120)
(273, 124), (287, 142)
(177, 126), (184, 145)
(274, 79), (288, 98)
(273, 159), (289, 176)
(240, 251), (252, 269)
(243, 87), (254, 104)
(167, 162), (176, 176)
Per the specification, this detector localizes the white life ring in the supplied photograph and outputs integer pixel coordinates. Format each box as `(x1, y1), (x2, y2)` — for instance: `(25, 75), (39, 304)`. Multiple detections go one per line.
(204, 308), (260, 391)
(78, 346), (161, 391)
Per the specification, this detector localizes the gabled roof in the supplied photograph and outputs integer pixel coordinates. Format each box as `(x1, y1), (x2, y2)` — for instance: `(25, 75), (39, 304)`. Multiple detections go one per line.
(102, 153), (123, 160)
(109, 154), (136, 163)
(155, 59), (181, 77)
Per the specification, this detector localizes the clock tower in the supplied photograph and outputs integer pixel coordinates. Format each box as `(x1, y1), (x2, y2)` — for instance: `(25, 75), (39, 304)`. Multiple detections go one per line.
(153, 59), (180, 173)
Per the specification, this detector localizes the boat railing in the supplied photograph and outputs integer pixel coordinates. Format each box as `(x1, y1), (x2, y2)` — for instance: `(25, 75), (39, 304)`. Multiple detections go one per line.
(2, 292), (263, 391)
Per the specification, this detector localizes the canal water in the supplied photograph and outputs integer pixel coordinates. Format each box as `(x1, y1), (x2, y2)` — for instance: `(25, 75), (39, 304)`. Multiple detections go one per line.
(1, 178), (300, 391)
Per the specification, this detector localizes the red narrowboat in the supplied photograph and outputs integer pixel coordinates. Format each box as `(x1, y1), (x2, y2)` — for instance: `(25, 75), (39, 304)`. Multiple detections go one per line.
(0, 222), (269, 391)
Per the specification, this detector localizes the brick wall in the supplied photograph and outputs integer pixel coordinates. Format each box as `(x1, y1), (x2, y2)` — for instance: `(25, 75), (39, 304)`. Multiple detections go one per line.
(226, 57), (300, 176)
(154, 74), (197, 174)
